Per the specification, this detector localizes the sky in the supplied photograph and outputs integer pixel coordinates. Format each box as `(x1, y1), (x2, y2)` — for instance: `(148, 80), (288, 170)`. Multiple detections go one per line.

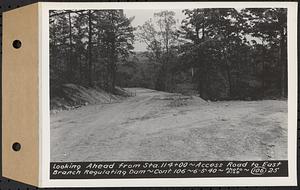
(124, 9), (186, 52)
(124, 9), (261, 52)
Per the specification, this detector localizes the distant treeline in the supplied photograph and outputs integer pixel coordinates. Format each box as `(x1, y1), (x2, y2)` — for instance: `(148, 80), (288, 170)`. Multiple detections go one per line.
(50, 8), (287, 100)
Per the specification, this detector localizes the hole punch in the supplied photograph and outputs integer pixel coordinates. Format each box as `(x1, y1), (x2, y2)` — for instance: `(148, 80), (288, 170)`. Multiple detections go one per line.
(12, 142), (21, 151)
(12, 40), (22, 49)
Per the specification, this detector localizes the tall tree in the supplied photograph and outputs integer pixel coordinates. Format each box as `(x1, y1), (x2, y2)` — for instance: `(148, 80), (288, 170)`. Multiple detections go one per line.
(87, 10), (93, 86)
(242, 8), (287, 97)
(50, 9), (135, 92)
(138, 10), (179, 91)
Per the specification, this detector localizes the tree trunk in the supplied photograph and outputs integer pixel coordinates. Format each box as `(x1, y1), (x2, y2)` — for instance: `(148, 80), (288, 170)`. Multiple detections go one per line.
(164, 14), (169, 54)
(261, 41), (266, 97)
(202, 24), (205, 41)
(262, 59), (265, 97)
(109, 11), (117, 92)
(224, 49), (232, 98)
(279, 27), (287, 97)
(195, 26), (199, 43)
(68, 12), (73, 82)
(88, 10), (93, 86)
(79, 55), (82, 83)
(111, 62), (117, 92)
(198, 72), (203, 97)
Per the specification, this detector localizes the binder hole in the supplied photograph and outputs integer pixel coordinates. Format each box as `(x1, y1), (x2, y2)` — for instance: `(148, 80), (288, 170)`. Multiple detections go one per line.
(12, 40), (22, 49)
(12, 142), (21, 151)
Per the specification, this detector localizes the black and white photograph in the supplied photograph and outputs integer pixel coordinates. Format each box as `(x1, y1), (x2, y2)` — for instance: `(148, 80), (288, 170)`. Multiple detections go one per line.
(49, 7), (289, 163)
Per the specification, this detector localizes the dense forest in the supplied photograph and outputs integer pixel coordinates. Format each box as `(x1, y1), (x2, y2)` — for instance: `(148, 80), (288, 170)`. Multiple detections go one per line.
(50, 8), (287, 101)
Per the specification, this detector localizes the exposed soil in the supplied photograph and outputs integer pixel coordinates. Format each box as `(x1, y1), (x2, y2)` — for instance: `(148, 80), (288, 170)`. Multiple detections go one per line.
(51, 88), (287, 161)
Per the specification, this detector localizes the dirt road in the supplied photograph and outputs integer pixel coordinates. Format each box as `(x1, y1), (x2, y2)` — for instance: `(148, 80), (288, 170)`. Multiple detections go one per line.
(51, 88), (287, 161)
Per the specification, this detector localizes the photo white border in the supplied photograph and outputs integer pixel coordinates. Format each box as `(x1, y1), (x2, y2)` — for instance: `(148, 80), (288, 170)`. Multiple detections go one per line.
(39, 2), (298, 187)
